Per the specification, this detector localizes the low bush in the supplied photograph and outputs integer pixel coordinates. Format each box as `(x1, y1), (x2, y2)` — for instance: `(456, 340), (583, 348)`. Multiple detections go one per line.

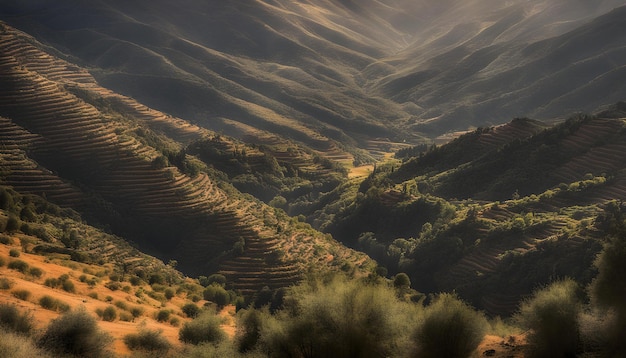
(28, 267), (43, 278)
(87, 292), (98, 300)
(0, 327), (52, 358)
(164, 288), (175, 300)
(101, 306), (117, 322)
(38, 308), (112, 358)
(0, 234), (12, 244)
(516, 279), (582, 358)
(169, 317), (180, 327)
(114, 301), (128, 311)
(179, 312), (226, 345)
(156, 309), (170, 322)
(124, 328), (171, 353)
(8, 248), (20, 257)
(11, 289), (31, 301)
(61, 280), (75, 293)
(44, 278), (59, 288)
(414, 293), (488, 358)
(0, 277), (14, 290)
(39, 295), (70, 312)
(130, 306), (144, 318)
(182, 303), (200, 318)
(7, 260), (29, 273)
(0, 304), (33, 334)
(119, 312), (133, 322)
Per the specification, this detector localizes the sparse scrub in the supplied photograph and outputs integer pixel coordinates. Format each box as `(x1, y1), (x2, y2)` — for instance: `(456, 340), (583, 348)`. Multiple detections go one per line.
(0, 277), (14, 290)
(119, 311), (133, 322)
(114, 300), (128, 311)
(156, 309), (171, 322)
(130, 306), (144, 318)
(9, 248), (20, 257)
(11, 289), (31, 301)
(203, 285), (230, 307)
(179, 311), (226, 345)
(164, 287), (175, 300)
(39, 295), (70, 312)
(0, 328), (52, 358)
(101, 306), (117, 322)
(414, 293), (488, 358)
(0, 304), (33, 334)
(44, 278), (59, 288)
(0, 256), (5, 267)
(87, 292), (98, 300)
(517, 279), (581, 358)
(38, 308), (112, 358)
(7, 259), (29, 273)
(170, 317), (180, 327)
(0, 234), (12, 245)
(124, 328), (171, 353)
(28, 267), (43, 278)
(62, 279), (76, 293)
(182, 303), (200, 318)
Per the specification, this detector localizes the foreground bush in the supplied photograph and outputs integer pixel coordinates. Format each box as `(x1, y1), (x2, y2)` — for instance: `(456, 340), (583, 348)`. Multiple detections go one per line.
(0, 304), (33, 334)
(179, 312), (226, 345)
(0, 328), (53, 358)
(517, 279), (581, 358)
(124, 328), (171, 353)
(38, 308), (112, 358)
(258, 276), (417, 358)
(414, 293), (488, 358)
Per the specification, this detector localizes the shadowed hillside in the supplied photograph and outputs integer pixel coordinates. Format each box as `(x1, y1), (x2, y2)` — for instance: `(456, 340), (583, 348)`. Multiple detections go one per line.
(2, 0), (625, 143)
(0, 23), (372, 295)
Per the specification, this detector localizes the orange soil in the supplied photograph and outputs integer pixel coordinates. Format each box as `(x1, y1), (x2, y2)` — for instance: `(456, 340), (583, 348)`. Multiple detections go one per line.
(0, 240), (234, 356)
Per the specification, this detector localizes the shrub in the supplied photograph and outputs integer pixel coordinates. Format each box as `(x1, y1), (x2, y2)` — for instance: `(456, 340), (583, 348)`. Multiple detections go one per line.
(62, 280), (75, 293)
(5, 215), (19, 233)
(38, 308), (112, 358)
(44, 278), (59, 288)
(87, 292), (98, 300)
(179, 312), (226, 345)
(0, 277), (14, 290)
(393, 272), (411, 289)
(130, 306), (144, 318)
(169, 317), (180, 327)
(0, 256), (4, 267)
(203, 285), (230, 307)
(9, 248), (20, 257)
(28, 267), (43, 278)
(182, 303), (200, 318)
(104, 281), (120, 291)
(7, 260), (29, 273)
(124, 328), (171, 353)
(0, 304), (33, 334)
(0, 234), (12, 244)
(39, 296), (70, 312)
(164, 288), (175, 300)
(119, 312), (133, 322)
(414, 293), (488, 358)
(156, 309), (170, 322)
(114, 301), (128, 311)
(516, 279), (581, 358)
(101, 306), (117, 322)
(11, 289), (31, 301)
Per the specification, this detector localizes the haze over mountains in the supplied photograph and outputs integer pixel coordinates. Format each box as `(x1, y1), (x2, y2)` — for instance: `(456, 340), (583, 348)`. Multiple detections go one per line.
(3, 0), (626, 150)
(2, 0), (626, 318)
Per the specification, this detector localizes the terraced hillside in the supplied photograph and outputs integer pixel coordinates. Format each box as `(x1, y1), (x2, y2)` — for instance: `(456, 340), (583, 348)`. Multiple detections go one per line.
(0, 23), (372, 294)
(316, 112), (626, 315)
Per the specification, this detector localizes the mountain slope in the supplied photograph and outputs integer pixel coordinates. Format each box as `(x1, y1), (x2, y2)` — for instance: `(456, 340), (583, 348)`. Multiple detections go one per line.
(3, 0), (625, 145)
(0, 23), (372, 294)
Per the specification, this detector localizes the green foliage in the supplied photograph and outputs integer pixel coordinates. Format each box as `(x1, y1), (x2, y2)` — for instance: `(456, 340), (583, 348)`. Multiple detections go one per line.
(258, 276), (416, 357)
(0, 304), (33, 334)
(179, 312), (226, 345)
(38, 308), (112, 358)
(182, 303), (201, 318)
(130, 306), (144, 318)
(156, 309), (171, 322)
(9, 248), (20, 257)
(414, 293), (488, 358)
(516, 279), (582, 358)
(124, 328), (171, 353)
(62, 280), (76, 293)
(7, 259), (29, 273)
(235, 308), (267, 353)
(393, 273), (411, 289)
(39, 296), (70, 312)
(203, 285), (230, 307)
(164, 288), (175, 300)
(101, 306), (117, 322)
(0, 277), (14, 290)
(5, 215), (19, 233)
(28, 267), (43, 278)
(11, 289), (31, 301)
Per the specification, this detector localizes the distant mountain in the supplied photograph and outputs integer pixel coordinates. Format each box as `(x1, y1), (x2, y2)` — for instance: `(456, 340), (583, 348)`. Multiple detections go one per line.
(1, 0), (625, 145)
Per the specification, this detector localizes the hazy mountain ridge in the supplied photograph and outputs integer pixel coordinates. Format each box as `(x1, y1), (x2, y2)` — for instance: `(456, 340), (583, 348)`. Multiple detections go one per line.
(3, 0), (626, 146)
